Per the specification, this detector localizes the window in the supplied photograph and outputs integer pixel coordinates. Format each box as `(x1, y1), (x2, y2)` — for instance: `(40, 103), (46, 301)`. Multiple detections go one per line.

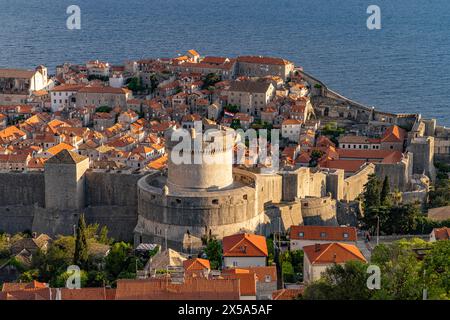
(212, 199), (219, 205)
(265, 275), (271, 283)
(343, 233), (349, 239)
(298, 232), (304, 237)
(233, 261), (238, 267)
(320, 232), (327, 238)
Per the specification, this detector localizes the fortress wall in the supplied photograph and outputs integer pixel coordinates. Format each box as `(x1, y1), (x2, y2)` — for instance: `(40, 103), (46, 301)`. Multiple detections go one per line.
(137, 174), (260, 242)
(281, 167), (327, 201)
(401, 190), (428, 205)
(234, 168), (282, 211)
(343, 163), (375, 201)
(84, 171), (143, 241)
(138, 185), (257, 227)
(85, 206), (136, 242)
(336, 201), (361, 226)
(85, 171), (143, 206)
(375, 155), (411, 191)
(325, 169), (345, 200)
(0, 206), (35, 234)
(0, 172), (45, 206)
(308, 171), (327, 197)
(300, 196), (337, 226)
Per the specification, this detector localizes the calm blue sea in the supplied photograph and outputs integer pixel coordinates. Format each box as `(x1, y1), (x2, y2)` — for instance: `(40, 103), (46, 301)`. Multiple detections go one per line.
(0, 0), (449, 126)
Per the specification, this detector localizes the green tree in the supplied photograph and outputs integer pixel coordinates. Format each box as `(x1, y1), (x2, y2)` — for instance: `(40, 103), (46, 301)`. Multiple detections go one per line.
(371, 238), (429, 300)
(266, 238), (275, 265)
(202, 73), (221, 89)
(224, 104), (239, 114)
(302, 261), (372, 300)
(32, 236), (75, 282)
(422, 240), (450, 299)
(53, 269), (88, 288)
(86, 270), (108, 287)
(127, 77), (145, 92)
(291, 250), (304, 279)
(74, 214), (89, 269)
(230, 119), (241, 130)
(95, 106), (112, 113)
(104, 242), (140, 283)
(204, 239), (222, 270)
(429, 178), (450, 208)
(19, 269), (40, 282)
(385, 204), (421, 234)
(99, 226), (112, 245)
(0, 233), (10, 259)
(380, 176), (391, 206)
(363, 173), (382, 209)
(309, 150), (325, 167)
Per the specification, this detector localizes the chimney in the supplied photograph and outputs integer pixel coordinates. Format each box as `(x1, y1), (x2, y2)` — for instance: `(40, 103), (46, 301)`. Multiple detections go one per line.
(333, 253), (337, 263)
(315, 243), (321, 252)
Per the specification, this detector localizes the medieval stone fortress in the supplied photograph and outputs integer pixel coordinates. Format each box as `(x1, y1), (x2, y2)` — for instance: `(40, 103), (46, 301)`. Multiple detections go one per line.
(0, 51), (448, 300)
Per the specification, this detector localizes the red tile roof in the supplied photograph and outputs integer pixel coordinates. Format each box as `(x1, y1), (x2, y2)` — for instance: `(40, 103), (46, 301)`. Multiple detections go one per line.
(222, 233), (268, 257)
(433, 227), (450, 240)
(337, 149), (403, 163)
(381, 125), (406, 143)
(290, 225), (357, 242)
(237, 56), (292, 66)
(115, 278), (240, 300)
(183, 258), (211, 271)
(221, 269), (257, 296)
(303, 242), (366, 265)
(2, 280), (47, 292)
(272, 288), (304, 300)
(320, 159), (367, 173)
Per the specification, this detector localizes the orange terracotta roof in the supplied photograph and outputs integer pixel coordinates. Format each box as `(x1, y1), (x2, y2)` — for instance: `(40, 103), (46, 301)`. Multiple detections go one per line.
(303, 242), (366, 265)
(337, 149), (403, 163)
(60, 288), (115, 300)
(433, 227), (450, 240)
(381, 125), (406, 143)
(147, 154), (168, 170)
(78, 86), (131, 94)
(282, 119), (302, 125)
(115, 278), (240, 300)
(2, 280), (47, 292)
(222, 233), (268, 257)
(290, 226), (357, 241)
(320, 159), (366, 173)
(46, 142), (75, 155)
(51, 84), (85, 92)
(237, 56), (292, 66)
(183, 258), (211, 271)
(221, 269), (257, 296)
(0, 68), (36, 79)
(272, 288), (304, 300)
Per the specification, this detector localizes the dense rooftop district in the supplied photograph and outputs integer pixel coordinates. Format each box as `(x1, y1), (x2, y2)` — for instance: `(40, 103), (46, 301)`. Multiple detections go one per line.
(0, 50), (449, 300)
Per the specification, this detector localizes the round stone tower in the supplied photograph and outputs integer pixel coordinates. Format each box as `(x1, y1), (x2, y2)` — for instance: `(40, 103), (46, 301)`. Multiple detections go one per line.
(165, 126), (235, 190)
(135, 124), (264, 250)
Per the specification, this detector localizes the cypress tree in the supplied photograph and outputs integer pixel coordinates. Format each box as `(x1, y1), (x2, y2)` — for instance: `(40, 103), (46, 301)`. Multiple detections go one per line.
(363, 174), (381, 209)
(380, 176), (391, 206)
(74, 213), (89, 268)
